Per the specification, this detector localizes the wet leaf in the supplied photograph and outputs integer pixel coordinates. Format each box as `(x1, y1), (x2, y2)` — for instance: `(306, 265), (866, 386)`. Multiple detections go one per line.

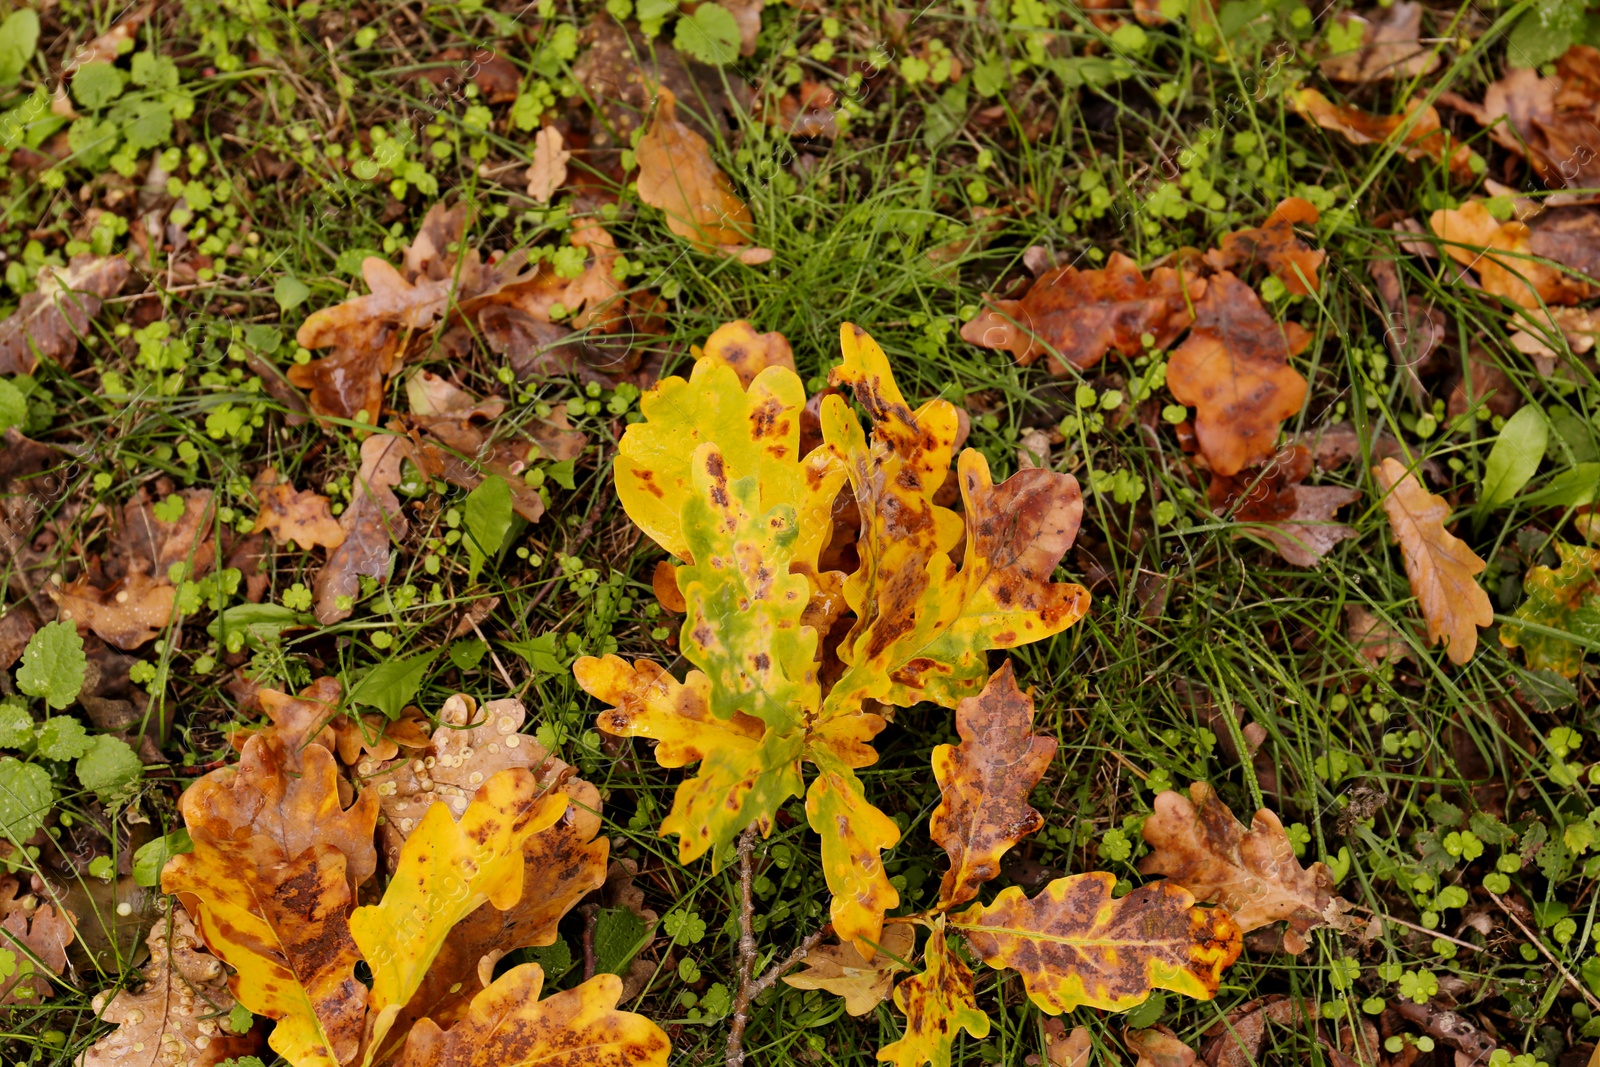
(1429, 200), (1590, 309)
(390, 964), (670, 1067)
(635, 87), (766, 258)
(14, 618), (86, 710)
(1501, 540), (1600, 677)
(1042, 1021), (1093, 1067)
(82, 909), (262, 1067)
(0, 255), (129, 374)
(1371, 457), (1493, 665)
(1139, 783), (1341, 951)
(1442, 53), (1600, 191)
(930, 661), (1057, 908)
(1204, 198), (1325, 296)
(1210, 452), (1362, 567)
(953, 872), (1242, 1013)
(53, 573), (177, 650)
(314, 434), (410, 625)
(694, 319), (797, 387)
(252, 470), (346, 550)
(1126, 1027), (1198, 1067)
(781, 921), (915, 1016)
(1292, 89), (1479, 181)
(525, 126), (569, 204)
(877, 917), (990, 1067)
(1319, 3), (1440, 82)
(959, 252), (1201, 375)
(1166, 272), (1310, 477)
(0, 874), (74, 1005)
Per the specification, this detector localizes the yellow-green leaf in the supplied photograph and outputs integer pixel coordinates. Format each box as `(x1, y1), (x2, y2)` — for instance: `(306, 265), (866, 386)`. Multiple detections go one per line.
(392, 964), (670, 1067)
(349, 768), (567, 1058)
(1501, 540), (1600, 677)
(876, 917), (991, 1067)
(952, 872), (1242, 1014)
(807, 745), (901, 953)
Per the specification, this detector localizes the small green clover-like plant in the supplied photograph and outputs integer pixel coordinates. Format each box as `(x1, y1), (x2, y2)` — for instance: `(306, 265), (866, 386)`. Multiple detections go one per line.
(15, 621), (87, 710)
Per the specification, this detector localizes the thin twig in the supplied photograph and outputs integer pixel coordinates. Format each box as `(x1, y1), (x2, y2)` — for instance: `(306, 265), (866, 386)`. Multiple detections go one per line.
(725, 826), (761, 1067)
(1488, 891), (1600, 1012)
(580, 903), (598, 981)
(1349, 905), (1487, 954)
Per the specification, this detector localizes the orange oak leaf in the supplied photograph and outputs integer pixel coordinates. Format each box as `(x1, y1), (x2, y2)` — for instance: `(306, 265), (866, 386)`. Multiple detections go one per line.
(1166, 272), (1310, 477)
(930, 661), (1057, 908)
(693, 319), (797, 387)
(252, 470), (347, 551)
(1138, 783), (1343, 953)
(959, 252), (1202, 375)
(0, 254), (129, 374)
(52, 573), (176, 651)
(1204, 198), (1325, 296)
(1125, 1027), (1198, 1067)
(953, 872), (1241, 1014)
(1371, 457), (1493, 665)
(1429, 200), (1590, 309)
(635, 88), (768, 261)
(781, 921), (916, 1016)
(1292, 89), (1478, 181)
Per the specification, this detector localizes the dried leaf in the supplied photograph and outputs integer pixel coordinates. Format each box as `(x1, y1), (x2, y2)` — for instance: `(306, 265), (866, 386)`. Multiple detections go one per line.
(693, 319), (797, 387)
(1043, 1022), (1093, 1067)
(1319, 3), (1440, 82)
(1442, 52), (1600, 192)
(53, 573), (176, 651)
(390, 964), (670, 1067)
(1429, 200), (1590, 309)
(1200, 995), (1312, 1067)
(1347, 605), (1409, 666)
(1127, 1028), (1198, 1067)
(349, 768), (567, 1057)
(959, 252), (1202, 375)
(636, 88), (764, 257)
(719, 0), (763, 54)
(1209, 454), (1365, 568)
(114, 488), (216, 579)
(1371, 457), (1493, 665)
(953, 872), (1242, 1013)
(1166, 273), (1310, 477)
(525, 126), (571, 204)
(252, 471), (346, 551)
(82, 909), (261, 1067)
(0, 255), (129, 374)
(780, 920), (915, 1016)
(1500, 540), (1600, 677)
(1293, 89), (1478, 181)
(877, 918), (991, 1067)
(254, 675), (345, 758)
(163, 735), (379, 1067)
(314, 434), (410, 625)
(1204, 198), (1325, 295)
(1139, 783), (1340, 950)
(0, 875), (74, 1005)
(930, 661), (1057, 908)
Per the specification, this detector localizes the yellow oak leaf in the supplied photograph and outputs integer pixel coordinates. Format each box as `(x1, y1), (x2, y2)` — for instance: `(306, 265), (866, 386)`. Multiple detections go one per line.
(952, 872), (1242, 1014)
(781, 921), (915, 1016)
(391, 964), (670, 1067)
(876, 917), (991, 1067)
(807, 745), (901, 953)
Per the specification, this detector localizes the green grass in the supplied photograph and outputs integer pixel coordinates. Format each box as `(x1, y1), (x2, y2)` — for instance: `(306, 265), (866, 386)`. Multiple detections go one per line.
(0, 0), (1597, 1064)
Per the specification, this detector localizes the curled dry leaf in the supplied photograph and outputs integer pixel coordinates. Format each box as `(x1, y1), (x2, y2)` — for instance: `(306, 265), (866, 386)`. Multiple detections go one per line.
(0, 875), (75, 1005)
(1126, 1027), (1198, 1067)
(82, 909), (262, 1067)
(1371, 457), (1493, 665)
(636, 88), (769, 261)
(1204, 198), (1324, 295)
(930, 661), (1057, 908)
(1042, 1021), (1093, 1067)
(251, 470), (345, 551)
(1166, 272), (1310, 477)
(959, 252), (1202, 375)
(1139, 782), (1343, 953)
(877, 918), (991, 1067)
(780, 920), (915, 1016)
(1441, 48), (1600, 193)
(525, 126), (570, 204)
(1319, 3), (1439, 82)
(390, 965), (670, 1067)
(1292, 89), (1478, 182)
(953, 872), (1242, 1013)
(0, 254), (130, 374)
(1208, 447), (1361, 567)
(114, 488), (216, 580)
(53, 573), (177, 651)
(693, 319), (797, 387)
(1500, 540), (1600, 678)
(1201, 995), (1312, 1067)
(1347, 604), (1410, 666)
(1429, 200), (1590, 309)
(314, 433), (410, 625)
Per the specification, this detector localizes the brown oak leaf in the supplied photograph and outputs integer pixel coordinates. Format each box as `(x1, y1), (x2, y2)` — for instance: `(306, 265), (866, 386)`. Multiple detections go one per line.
(959, 252), (1203, 375)
(1166, 272), (1310, 477)
(1138, 782), (1342, 953)
(53, 573), (177, 651)
(1126, 1027), (1199, 1067)
(1293, 89), (1478, 181)
(0, 875), (75, 1005)
(636, 88), (769, 261)
(251, 470), (345, 551)
(0, 255), (129, 374)
(1201, 995), (1313, 1067)
(1430, 200), (1590, 309)
(525, 126), (571, 204)
(1371, 457), (1493, 665)
(1441, 48), (1600, 192)
(1318, 3), (1440, 83)
(781, 921), (915, 1016)
(313, 433), (410, 625)
(1209, 448), (1361, 567)
(1205, 198), (1325, 295)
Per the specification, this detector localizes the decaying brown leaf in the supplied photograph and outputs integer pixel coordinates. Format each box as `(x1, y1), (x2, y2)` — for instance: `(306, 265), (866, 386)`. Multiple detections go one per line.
(959, 252), (1202, 375)
(1441, 47), (1600, 193)
(1166, 273), (1310, 477)
(251, 470), (345, 551)
(1347, 604), (1410, 666)
(1429, 200), (1591, 309)
(1139, 783), (1344, 954)
(692, 319), (796, 387)
(1201, 996), (1313, 1067)
(720, 0), (763, 54)
(930, 661), (1057, 908)
(1371, 457), (1493, 665)
(1126, 1026), (1198, 1067)
(1319, 3), (1439, 82)
(0, 875), (75, 1005)
(0, 255), (130, 375)
(780, 921), (915, 1016)
(525, 127), (571, 204)
(53, 573), (178, 651)
(313, 433), (409, 625)
(113, 488), (216, 580)
(1041, 1020), (1093, 1067)
(1208, 447), (1360, 567)
(82, 909), (261, 1067)
(1293, 89), (1478, 182)
(1205, 198), (1325, 295)
(636, 88), (770, 262)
